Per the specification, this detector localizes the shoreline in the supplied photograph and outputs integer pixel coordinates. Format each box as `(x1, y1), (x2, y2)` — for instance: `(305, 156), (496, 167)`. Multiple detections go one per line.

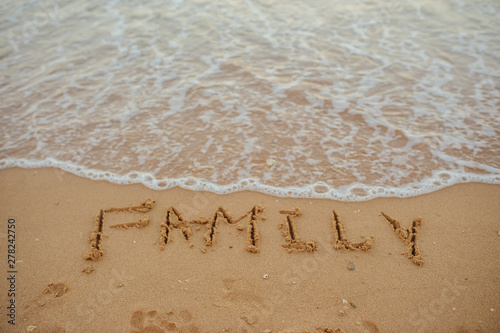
(3, 159), (499, 202)
(0, 167), (499, 332)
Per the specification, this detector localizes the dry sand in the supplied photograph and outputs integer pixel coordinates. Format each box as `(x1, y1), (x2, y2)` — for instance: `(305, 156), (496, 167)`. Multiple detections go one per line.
(0, 167), (499, 332)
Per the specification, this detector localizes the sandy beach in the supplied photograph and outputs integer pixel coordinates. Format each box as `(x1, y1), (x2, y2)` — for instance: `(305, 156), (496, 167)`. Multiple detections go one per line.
(2, 1), (500, 332)
(0, 167), (498, 332)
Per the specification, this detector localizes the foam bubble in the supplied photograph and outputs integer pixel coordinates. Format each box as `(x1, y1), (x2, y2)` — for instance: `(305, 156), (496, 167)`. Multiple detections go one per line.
(183, 177), (197, 186)
(312, 182), (330, 194)
(349, 185), (369, 198)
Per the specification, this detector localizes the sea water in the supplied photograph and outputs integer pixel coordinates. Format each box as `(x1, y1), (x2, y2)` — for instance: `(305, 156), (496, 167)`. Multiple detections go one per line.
(1, 0), (499, 200)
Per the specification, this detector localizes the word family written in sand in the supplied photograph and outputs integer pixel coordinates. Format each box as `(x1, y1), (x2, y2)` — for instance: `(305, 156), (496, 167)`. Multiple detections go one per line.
(83, 198), (423, 272)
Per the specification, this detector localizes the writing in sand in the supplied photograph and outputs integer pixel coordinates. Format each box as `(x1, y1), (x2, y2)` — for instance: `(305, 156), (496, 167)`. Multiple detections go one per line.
(83, 198), (423, 272)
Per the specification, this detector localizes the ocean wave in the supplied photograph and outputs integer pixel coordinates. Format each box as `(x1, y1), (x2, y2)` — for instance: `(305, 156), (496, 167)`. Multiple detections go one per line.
(1, 0), (499, 201)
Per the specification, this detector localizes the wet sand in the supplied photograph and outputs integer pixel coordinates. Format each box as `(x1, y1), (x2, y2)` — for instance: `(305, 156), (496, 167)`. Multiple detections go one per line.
(0, 167), (499, 332)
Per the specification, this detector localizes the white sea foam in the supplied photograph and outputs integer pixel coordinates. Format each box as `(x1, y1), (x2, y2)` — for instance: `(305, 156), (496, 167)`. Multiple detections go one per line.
(0, 0), (499, 201)
(1, 157), (499, 202)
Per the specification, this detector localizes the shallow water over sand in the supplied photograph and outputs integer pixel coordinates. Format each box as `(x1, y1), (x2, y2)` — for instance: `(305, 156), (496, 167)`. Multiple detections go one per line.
(1, 0), (499, 200)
